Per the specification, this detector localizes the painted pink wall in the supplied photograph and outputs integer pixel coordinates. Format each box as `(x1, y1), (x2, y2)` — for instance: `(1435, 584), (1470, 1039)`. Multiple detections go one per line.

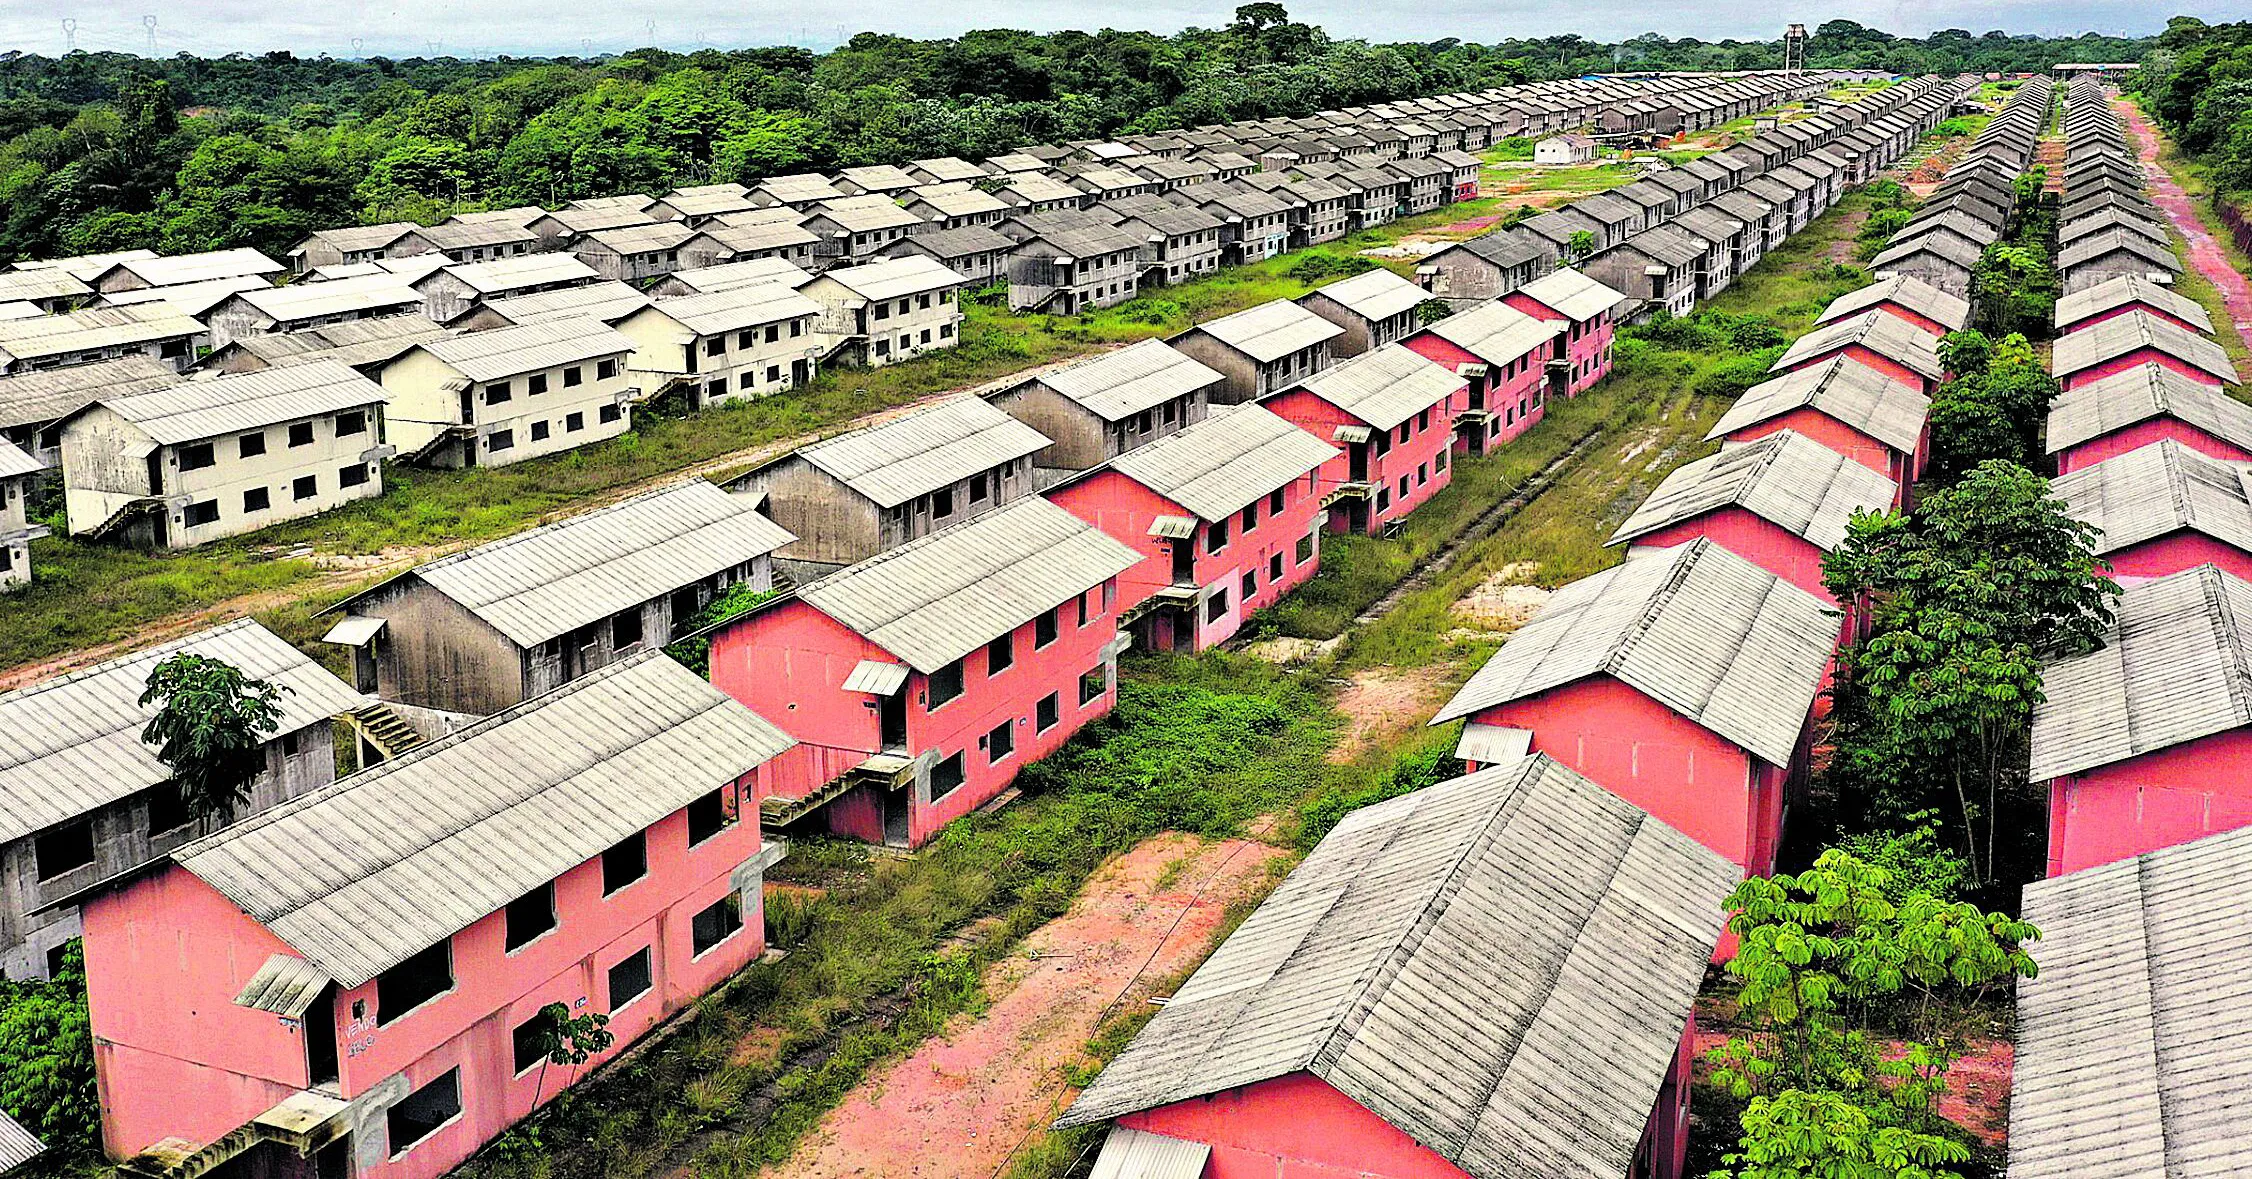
(1864, 302), (1950, 337)
(710, 583), (1124, 847)
(1502, 294), (1614, 396)
(2058, 301), (2207, 337)
(1045, 464), (1328, 651)
(1628, 508), (1836, 605)
(1264, 378), (1462, 536)
(84, 786), (771, 1178)
(2048, 726), (2252, 876)
(2061, 348), (2228, 392)
(1464, 676), (1794, 878)
(2100, 532), (2252, 586)
(1724, 405), (1921, 496)
(1779, 343), (1934, 396)
(1116, 1039), (1695, 1179)
(2054, 417), (2252, 475)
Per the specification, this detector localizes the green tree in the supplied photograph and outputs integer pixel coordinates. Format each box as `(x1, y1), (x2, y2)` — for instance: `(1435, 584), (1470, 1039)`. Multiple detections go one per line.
(0, 942), (98, 1167)
(523, 1002), (613, 1106)
(139, 654), (289, 824)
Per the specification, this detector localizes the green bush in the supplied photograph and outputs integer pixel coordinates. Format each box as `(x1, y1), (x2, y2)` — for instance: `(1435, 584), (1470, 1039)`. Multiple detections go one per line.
(1285, 253), (1375, 284)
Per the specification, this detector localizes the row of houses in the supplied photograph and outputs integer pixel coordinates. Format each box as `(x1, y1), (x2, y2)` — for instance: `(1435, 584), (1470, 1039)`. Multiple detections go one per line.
(2008, 76), (2252, 1179)
(1042, 92), (2026, 1179)
(1867, 75), (2055, 297)
(1418, 73), (1975, 320)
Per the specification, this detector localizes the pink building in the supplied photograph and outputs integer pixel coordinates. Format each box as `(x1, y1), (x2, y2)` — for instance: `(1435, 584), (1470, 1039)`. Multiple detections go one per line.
(1262, 343), (1466, 536)
(707, 497), (1139, 848)
(1768, 309), (1945, 396)
(1401, 299), (1566, 453)
(1502, 267), (1626, 396)
(1057, 755), (1739, 1179)
(1707, 357), (1931, 495)
(2053, 440), (2252, 586)
(2051, 309), (2238, 393)
(2052, 274), (2215, 338)
(1607, 429), (1897, 607)
(78, 654), (795, 1179)
(2031, 565), (2252, 876)
(2046, 362), (2252, 475)
(1045, 404), (1335, 651)
(1430, 539), (1835, 882)
(1812, 274), (1971, 339)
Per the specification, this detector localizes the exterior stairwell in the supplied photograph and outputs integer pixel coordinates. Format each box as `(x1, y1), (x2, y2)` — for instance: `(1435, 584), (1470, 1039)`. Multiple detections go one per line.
(344, 701), (427, 766)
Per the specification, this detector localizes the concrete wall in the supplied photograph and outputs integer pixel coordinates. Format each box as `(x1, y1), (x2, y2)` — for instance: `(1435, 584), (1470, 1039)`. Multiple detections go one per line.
(2055, 417), (2252, 476)
(379, 346), (634, 469)
(988, 381), (1210, 475)
(1722, 405), (1918, 494)
(2049, 727), (2252, 877)
(1628, 509), (1835, 605)
(1298, 293), (1415, 358)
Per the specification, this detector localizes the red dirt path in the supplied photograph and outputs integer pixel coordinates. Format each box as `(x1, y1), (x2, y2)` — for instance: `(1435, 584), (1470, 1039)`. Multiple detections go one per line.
(757, 831), (1288, 1179)
(2120, 96), (2252, 347)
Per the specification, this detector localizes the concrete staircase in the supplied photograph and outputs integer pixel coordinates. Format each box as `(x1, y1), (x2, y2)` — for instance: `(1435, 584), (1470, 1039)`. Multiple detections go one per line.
(344, 701), (428, 765)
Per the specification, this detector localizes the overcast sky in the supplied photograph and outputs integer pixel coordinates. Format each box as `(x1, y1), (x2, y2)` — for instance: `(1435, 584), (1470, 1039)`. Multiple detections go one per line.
(0, 1), (2222, 62)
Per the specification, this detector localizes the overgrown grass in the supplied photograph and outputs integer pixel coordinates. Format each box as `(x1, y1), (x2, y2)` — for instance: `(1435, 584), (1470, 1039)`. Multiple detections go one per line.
(2134, 108), (2252, 374)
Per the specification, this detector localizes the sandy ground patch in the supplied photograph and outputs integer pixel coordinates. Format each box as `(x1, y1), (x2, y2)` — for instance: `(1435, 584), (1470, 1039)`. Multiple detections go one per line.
(759, 831), (1287, 1179)
(1450, 562), (1552, 634)
(1328, 665), (1451, 764)
(1243, 635), (1339, 663)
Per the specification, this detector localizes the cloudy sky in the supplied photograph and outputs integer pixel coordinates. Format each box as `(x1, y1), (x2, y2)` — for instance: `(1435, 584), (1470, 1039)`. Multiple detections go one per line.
(0, 0), (2221, 61)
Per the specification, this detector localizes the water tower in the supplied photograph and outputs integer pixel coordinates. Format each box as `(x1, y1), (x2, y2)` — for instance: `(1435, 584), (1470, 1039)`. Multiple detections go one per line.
(1783, 23), (1808, 73)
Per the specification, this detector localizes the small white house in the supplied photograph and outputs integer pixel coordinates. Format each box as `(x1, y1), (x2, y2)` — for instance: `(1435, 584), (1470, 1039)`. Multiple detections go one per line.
(376, 316), (636, 469)
(1534, 134), (1599, 166)
(798, 257), (967, 368)
(55, 360), (391, 548)
(0, 437), (47, 586)
(613, 285), (825, 410)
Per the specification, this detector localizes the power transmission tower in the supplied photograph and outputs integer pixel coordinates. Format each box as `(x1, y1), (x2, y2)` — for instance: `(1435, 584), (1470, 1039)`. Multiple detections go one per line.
(61, 18), (76, 52)
(1783, 24), (1808, 74)
(144, 15), (158, 54)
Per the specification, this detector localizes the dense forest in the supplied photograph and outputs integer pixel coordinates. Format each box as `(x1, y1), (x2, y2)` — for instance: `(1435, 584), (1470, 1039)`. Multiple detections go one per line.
(2134, 17), (2252, 196)
(0, 8), (2155, 266)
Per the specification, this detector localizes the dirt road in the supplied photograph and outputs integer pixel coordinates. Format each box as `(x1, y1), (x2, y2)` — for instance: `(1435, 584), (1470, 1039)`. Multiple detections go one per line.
(2120, 97), (2252, 349)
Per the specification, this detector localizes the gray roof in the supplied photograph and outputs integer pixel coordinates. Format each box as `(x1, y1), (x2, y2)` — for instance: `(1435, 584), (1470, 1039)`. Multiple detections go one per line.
(173, 653), (793, 989)
(2054, 439), (2252, 559)
(0, 268), (93, 304)
(0, 1111), (41, 1175)
(1019, 338), (1224, 422)
(411, 316), (632, 382)
(1814, 275), (1972, 334)
(478, 281), (652, 327)
(1773, 310), (1945, 383)
(1419, 300), (1566, 368)
(1610, 429), (1897, 551)
(794, 396), (1051, 509)
(1870, 230), (1985, 272)
(796, 496), (1141, 671)
(2056, 275), (2215, 334)
(581, 222), (698, 255)
(1447, 232), (1550, 271)
(0, 355), (181, 431)
(297, 222), (423, 254)
(660, 258), (813, 296)
(2053, 310), (2238, 386)
(0, 305), (205, 362)
(427, 253), (599, 295)
(642, 284), (822, 335)
(85, 359), (388, 445)
(0, 437), (37, 481)
(1708, 355), (1932, 454)
(2048, 363), (2252, 457)
(1178, 300), (1343, 363)
(0, 619), (363, 846)
(352, 480), (795, 648)
(812, 256), (966, 302)
(2058, 228), (2180, 273)
(889, 226), (1017, 262)
(98, 248), (283, 288)
(906, 184), (1012, 219)
(1302, 268), (1428, 322)
(1016, 220), (1148, 260)
(1106, 404), (1337, 520)
(1285, 342), (1463, 431)
(2012, 820), (2252, 1179)
(1058, 755), (1737, 1179)
(1431, 538), (1835, 765)
(220, 314), (451, 370)
(1513, 268), (1628, 322)
(225, 275), (422, 323)
(2030, 564), (2252, 781)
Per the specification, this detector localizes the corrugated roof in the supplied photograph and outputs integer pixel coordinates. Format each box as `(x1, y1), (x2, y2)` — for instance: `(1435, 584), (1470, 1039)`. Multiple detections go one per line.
(1088, 1128), (1209, 1179)
(0, 437), (38, 481)
(0, 304), (205, 361)
(173, 653), (793, 989)
(100, 274), (277, 318)
(100, 248), (283, 288)
(2053, 310), (2238, 386)
(911, 157), (989, 183)
(0, 619), (363, 846)
(432, 253), (600, 295)
(805, 200), (927, 235)
(2031, 561), (2252, 783)
(2058, 228), (2180, 273)
(1058, 755), (1737, 1179)
(1448, 232), (1550, 270)
(412, 316), (631, 382)
(1106, 404), (1337, 519)
(2056, 275), (2215, 334)
(1773, 310), (1945, 382)
(796, 496), (1141, 671)
(2011, 820), (2252, 1179)
(356, 480), (795, 648)
(643, 284), (822, 335)
(814, 256), (967, 302)
(907, 184), (1012, 218)
(1178, 300), (1342, 364)
(93, 359), (387, 445)
(0, 269), (94, 304)
(0, 1111), (42, 1175)
(891, 226), (1017, 261)
(478, 281), (652, 327)
(0, 355), (181, 430)
(296, 222), (423, 255)
(662, 258), (813, 296)
(1431, 539), (1835, 764)
(11, 248), (157, 282)
(2054, 439), (2252, 559)
(1419, 300), (1566, 368)
(1610, 429), (1897, 551)
(1708, 355), (1931, 454)
(229, 275), (423, 323)
(1513, 268), (1629, 322)
(582, 222), (698, 255)
(2048, 363), (2252, 457)
(1021, 338), (1223, 421)
(1815, 275), (1972, 334)
(794, 396), (1050, 509)
(1303, 268), (1428, 321)
(1285, 342), (1463, 431)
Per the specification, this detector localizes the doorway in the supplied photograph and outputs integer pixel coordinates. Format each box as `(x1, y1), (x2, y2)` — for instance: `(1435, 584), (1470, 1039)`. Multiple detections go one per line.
(304, 984), (340, 1087)
(879, 692), (907, 753)
(883, 787), (911, 848)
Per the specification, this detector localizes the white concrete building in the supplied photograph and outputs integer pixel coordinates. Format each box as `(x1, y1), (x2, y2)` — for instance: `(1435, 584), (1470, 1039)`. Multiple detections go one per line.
(613, 284), (825, 410)
(377, 317), (636, 468)
(798, 257), (967, 368)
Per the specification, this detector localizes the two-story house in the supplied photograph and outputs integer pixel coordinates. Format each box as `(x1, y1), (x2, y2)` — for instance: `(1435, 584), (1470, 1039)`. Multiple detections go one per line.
(0, 437), (44, 586)
(1297, 268), (1427, 356)
(987, 338), (1222, 483)
(1402, 299), (1567, 452)
(1167, 300), (1342, 404)
(0, 305), (206, 374)
(797, 257), (967, 368)
(377, 317), (637, 468)
(612, 284), (824, 411)
(1501, 267), (1626, 397)
(1263, 343), (1466, 535)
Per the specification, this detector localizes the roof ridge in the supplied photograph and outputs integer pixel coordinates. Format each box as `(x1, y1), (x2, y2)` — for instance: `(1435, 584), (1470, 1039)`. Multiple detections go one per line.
(1604, 541), (1705, 678)
(0, 616), (263, 705)
(409, 478), (725, 575)
(2199, 566), (2252, 730)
